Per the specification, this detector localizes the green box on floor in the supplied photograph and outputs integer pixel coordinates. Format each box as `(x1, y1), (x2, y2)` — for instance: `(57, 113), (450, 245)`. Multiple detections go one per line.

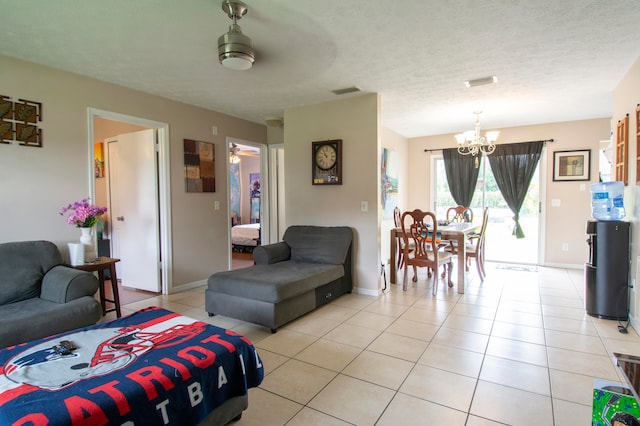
(593, 379), (640, 426)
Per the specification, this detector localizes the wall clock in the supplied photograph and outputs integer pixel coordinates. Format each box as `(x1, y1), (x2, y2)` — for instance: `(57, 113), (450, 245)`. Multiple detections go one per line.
(312, 139), (342, 185)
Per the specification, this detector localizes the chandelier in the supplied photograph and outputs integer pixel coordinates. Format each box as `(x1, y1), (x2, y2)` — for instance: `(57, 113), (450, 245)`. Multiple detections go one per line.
(455, 111), (499, 157)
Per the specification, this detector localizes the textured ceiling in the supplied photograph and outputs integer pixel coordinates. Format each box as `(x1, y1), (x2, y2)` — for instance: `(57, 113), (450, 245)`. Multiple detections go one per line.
(1, 0), (639, 138)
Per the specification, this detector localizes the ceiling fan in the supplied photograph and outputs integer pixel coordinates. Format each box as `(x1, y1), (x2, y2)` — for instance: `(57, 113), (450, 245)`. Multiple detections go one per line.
(230, 143), (259, 160)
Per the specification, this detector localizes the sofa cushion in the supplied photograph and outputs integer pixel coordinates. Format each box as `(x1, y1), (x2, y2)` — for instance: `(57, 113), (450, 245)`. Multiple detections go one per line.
(208, 261), (344, 303)
(253, 242), (291, 265)
(0, 297), (102, 348)
(283, 226), (352, 265)
(0, 241), (63, 305)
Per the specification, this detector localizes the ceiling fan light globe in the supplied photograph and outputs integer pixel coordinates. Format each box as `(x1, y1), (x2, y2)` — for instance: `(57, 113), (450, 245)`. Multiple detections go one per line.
(221, 55), (253, 70)
(218, 24), (255, 70)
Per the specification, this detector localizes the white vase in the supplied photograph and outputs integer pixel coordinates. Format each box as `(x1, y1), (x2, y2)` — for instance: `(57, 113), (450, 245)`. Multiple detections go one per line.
(80, 227), (97, 262)
(80, 227), (92, 244)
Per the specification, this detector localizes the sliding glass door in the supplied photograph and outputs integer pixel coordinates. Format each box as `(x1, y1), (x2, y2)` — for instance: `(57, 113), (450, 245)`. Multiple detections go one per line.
(432, 154), (540, 265)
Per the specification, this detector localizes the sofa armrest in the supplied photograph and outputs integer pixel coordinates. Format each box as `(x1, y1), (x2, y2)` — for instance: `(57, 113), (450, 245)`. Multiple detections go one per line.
(40, 265), (99, 303)
(253, 242), (291, 265)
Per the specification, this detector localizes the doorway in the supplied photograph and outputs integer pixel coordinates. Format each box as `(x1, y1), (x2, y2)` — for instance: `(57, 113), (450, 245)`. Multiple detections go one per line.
(89, 108), (172, 294)
(227, 138), (267, 270)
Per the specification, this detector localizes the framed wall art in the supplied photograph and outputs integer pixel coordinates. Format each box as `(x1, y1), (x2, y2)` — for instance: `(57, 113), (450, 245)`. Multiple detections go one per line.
(553, 149), (591, 181)
(184, 139), (215, 192)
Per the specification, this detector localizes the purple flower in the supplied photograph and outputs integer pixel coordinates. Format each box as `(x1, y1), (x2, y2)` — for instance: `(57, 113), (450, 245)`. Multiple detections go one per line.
(60, 198), (107, 228)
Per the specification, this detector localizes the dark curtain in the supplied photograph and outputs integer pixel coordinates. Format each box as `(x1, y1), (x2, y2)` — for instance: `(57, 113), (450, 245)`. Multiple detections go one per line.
(442, 148), (480, 207)
(488, 141), (544, 238)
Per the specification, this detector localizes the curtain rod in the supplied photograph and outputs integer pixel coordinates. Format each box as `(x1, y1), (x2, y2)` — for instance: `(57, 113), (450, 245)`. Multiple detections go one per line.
(423, 138), (554, 153)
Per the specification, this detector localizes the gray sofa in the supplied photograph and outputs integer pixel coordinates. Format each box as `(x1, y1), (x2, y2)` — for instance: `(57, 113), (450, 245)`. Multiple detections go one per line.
(206, 226), (353, 332)
(0, 240), (103, 348)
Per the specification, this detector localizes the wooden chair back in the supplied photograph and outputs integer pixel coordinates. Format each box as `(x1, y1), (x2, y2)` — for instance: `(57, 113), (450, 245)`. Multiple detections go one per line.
(446, 205), (473, 223)
(393, 206), (401, 227)
(400, 209), (453, 293)
(466, 207), (489, 280)
(400, 209), (439, 271)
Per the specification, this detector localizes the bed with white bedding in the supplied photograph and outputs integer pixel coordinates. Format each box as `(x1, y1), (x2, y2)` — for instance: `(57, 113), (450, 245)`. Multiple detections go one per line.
(232, 223), (260, 250)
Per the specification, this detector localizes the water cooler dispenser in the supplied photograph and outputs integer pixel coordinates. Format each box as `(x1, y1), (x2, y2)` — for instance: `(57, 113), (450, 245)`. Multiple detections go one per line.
(585, 220), (630, 320)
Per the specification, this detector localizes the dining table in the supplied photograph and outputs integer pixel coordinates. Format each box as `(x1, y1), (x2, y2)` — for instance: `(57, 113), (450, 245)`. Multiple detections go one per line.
(389, 222), (480, 294)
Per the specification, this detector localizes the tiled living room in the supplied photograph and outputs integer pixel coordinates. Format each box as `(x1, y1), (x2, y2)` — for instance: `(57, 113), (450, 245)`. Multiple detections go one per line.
(108, 263), (638, 425)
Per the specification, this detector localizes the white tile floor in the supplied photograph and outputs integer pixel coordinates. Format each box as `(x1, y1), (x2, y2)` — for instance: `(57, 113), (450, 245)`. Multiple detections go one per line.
(105, 263), (640, 425)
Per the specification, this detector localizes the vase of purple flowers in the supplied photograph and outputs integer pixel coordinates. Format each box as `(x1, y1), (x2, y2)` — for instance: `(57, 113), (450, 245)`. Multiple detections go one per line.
(60, 199), (107, 262)
(60, 198), (108, 229)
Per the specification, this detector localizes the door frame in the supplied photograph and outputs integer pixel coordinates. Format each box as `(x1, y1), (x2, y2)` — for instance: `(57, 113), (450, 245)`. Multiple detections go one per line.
(226, 137), (270, 269)
(87, 108), (172, 293)
(268, 143), (285, 242)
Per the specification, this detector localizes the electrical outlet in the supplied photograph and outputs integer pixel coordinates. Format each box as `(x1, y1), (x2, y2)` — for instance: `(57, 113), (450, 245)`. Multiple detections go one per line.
(214, 201), (220, 210)
(361, 201), (368, 212)
(561, 243), (569, 251)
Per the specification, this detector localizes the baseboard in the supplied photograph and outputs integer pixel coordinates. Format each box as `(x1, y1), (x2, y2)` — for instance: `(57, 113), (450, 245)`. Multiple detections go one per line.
(170, 279), (207, 294)
(542, 262), (583, 270)
(353, 286), (380, 297)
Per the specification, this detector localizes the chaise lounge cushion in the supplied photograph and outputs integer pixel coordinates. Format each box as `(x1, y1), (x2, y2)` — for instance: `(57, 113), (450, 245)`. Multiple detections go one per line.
(208, 262), (344, 303)
(284, 226), (352, 264)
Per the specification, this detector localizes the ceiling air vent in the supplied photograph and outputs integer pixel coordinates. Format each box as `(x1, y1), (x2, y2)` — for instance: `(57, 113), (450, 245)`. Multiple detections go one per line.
(332, 86), (361, 95)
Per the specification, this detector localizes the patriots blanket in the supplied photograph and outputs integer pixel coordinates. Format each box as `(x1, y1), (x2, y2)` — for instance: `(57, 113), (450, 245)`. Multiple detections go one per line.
(0, 306), (264, 425)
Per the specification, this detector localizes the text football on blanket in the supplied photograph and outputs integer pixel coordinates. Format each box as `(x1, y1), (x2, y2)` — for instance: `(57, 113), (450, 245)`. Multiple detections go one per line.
(206, 226), (353, 332)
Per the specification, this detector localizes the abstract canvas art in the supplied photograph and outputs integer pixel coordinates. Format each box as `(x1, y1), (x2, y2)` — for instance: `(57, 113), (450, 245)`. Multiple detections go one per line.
(381, 148), (399, 219)
(249, 173), (260, 223)
(184, 139), (215, 192)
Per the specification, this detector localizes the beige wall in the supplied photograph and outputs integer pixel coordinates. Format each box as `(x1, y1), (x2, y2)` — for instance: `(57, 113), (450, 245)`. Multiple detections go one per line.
(0, 55), (266, 292)
(613, 56), (640, 325)
(408, 118), (610, 266)
(284, 94), (381, 295)
(380, 127), (409, 271)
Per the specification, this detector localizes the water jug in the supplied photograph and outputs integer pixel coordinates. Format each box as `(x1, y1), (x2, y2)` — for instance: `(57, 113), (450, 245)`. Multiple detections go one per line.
(591, 181), (625, 221)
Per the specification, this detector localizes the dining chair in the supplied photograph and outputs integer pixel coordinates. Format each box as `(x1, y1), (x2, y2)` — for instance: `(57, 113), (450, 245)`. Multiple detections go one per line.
(465, 207), (489, 280)
(394, 207), (413, 270)
(446, 205), (473, 223)
(444, 205), (473, 254)
(400, 209), (453, 295)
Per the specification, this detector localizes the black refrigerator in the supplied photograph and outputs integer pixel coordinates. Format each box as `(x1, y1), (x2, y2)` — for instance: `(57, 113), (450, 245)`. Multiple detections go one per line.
(585, 220), (630, 320)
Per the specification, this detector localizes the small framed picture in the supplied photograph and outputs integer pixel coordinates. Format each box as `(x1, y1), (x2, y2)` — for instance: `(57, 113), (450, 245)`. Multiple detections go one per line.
(553, 149), (591, 181)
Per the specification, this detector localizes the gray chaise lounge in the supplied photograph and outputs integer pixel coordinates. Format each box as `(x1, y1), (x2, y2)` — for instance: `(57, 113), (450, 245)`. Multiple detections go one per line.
(205, 226), (353, 332)
(0, 240), (103, 348)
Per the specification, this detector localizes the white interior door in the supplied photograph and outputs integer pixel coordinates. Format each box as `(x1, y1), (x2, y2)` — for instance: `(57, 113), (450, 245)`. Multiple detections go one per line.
(108, 129), (160, 292)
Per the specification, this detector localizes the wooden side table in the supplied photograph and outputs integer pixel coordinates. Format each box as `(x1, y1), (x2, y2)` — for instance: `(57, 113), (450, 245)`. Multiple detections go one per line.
(74, 257), (121, 318)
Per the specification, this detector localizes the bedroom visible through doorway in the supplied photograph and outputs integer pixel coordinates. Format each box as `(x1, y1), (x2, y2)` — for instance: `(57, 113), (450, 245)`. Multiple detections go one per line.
(229, 140), (263, 270)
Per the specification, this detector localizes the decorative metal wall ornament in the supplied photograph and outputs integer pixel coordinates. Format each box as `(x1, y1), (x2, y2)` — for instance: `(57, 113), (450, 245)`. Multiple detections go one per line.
(0, 95), (43, 147)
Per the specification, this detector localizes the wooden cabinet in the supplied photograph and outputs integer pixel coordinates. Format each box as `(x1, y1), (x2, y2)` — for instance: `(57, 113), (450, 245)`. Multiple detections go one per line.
(616, 114), (629, 185)
(636, 105), (640, 184)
